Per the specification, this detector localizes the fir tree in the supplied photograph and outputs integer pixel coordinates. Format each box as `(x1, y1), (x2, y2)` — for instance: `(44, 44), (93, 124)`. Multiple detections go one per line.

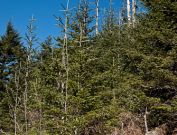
(0, 22), (25, 133)
(70, 0), (94, 46)
(122, 0), (177, 131)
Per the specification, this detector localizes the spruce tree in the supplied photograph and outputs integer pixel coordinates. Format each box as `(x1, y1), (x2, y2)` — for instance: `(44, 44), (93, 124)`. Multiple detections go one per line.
(0, 22), (24, 93)
(0, 22), (25, 133)
(70, 0), (94, 46)
(122, 0), (177, 131)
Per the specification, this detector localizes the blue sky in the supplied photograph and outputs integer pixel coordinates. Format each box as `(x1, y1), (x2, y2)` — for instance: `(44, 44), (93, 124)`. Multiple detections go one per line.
(0, 0), (123, 42)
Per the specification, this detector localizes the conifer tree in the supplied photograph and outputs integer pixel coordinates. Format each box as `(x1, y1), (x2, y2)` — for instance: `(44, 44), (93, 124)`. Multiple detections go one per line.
(70, 0), (94, 46)
(103, 0), (118, 32)
(123, 0), (177, 131)
(40, 36), (54, 61)
(0, 22), (24, 133)
(1, 0), (177, 134)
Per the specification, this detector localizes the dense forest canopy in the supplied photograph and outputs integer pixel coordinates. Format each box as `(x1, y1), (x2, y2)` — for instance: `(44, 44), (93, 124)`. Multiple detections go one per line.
(0, 0), (177, 135)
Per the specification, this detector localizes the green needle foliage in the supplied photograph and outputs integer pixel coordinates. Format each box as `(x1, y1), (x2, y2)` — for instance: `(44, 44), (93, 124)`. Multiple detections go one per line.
(0, 0), (177, 134)
(0, 22), (25, 133)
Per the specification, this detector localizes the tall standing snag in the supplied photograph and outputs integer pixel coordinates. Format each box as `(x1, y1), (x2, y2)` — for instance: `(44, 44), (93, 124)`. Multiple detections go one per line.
(24, 15), (37, 135)
(132, 0), (136, 27)
(127, 0), (131, 26)
(95, 0), (99, 35)
(55, 0), (70, 130)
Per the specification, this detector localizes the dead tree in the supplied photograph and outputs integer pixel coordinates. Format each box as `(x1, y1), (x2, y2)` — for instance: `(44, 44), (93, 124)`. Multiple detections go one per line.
(55, 0), (70, 130)
(127, 0), (131, 26)
(109, 0), (113, 29)
(63, 0), (69, 120)
(132, 0), (136, 27)
(144, 108), (149, 135)
(24, 15), (37, 135)
(95, 0), (99, 35)
(14, 67), (20, 135)
(32, 78), (43, 135)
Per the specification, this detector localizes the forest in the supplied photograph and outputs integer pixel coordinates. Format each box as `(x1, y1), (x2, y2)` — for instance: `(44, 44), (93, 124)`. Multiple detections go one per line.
(0, 0), (177, 134)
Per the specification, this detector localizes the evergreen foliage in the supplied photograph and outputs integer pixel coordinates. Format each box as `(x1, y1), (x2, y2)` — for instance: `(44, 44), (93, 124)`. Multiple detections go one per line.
(0, 0), (177, 134)
(0, 22), (25, 133)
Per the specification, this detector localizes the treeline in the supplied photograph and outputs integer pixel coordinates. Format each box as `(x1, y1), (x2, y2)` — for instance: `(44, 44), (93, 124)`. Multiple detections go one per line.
(0, 0), (177, 135)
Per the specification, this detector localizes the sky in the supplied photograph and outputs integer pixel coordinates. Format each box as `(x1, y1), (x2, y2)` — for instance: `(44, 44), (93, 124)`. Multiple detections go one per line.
(0, 0), (123, 42)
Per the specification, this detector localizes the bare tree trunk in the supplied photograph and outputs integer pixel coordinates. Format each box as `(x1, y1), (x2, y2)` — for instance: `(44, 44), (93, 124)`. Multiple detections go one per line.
(132, 0), (136, 27)
(25, 55), (30, 135)
(78, 0), (83, 47)
(79, 24), (83, 47)
(14, 65), (21, 135)
(33, 78), (43, 135)
(109, 0), (113, 29)
(127, 0), (131, 26)
(95, 0), (99, 35)
(24, 71), (28, 135)
(144, 108), (149, 134)
(61, 10), (66, 123)
(24, 15), (37, 135)
(121, 121), (124, 135)
(112, 57), (115, 100)
(14, 109), (17, 135)
(14, 72), (18, 135)
(39, 106), (42, 135)
(64, 0), (70, 118)
(56, 0), (70, 130)
(7, 63), (22, 135)
(118, 10), (121, 27)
